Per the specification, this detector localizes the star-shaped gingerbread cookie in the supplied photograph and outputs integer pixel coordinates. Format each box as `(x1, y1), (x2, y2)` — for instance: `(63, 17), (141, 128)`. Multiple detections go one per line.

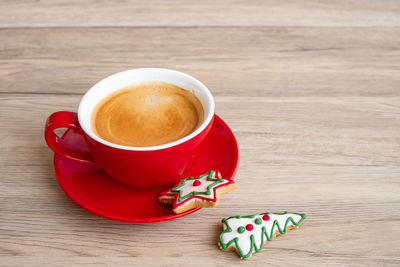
(159, 170), (236, 214)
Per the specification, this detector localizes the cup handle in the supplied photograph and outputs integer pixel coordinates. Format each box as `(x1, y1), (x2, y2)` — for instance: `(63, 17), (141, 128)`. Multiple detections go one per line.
(45, 111), (98, 165)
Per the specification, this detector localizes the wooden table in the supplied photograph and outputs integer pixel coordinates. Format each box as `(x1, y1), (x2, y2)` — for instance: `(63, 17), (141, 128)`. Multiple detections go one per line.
(1, 1), (400, 266)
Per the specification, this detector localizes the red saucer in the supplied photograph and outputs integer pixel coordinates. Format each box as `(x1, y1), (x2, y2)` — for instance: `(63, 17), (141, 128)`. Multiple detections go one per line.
(53, 115), (239, 223)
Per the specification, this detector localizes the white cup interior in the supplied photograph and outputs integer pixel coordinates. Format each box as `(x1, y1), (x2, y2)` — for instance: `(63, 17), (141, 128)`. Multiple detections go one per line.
(78, 68), (215, 151)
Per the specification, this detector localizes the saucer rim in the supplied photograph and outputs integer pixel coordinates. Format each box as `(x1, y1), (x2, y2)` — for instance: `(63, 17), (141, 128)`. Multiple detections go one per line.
(53, 114), (239, 223)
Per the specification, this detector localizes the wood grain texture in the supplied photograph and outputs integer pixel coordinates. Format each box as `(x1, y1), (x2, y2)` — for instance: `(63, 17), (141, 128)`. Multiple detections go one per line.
(1, 1), (400, 266)
(1, 27), (400, 96)
(1, 0), (400, 27)
(1, 94), (400, 266)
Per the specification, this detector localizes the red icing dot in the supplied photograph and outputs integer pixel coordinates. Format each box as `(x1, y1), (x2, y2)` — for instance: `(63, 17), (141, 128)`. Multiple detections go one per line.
(193, 180), (201, 186)
(245, 224), (254, 231)
(262, 214), (270, 221)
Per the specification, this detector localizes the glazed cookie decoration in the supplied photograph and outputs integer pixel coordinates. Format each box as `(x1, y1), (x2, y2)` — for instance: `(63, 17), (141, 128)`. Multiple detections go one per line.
(159, 170), (236, 214)
(219, 212), (306, 259)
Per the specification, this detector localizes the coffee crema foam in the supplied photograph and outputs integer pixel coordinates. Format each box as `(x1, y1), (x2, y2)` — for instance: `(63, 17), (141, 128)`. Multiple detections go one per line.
(91, 81), (204, 147)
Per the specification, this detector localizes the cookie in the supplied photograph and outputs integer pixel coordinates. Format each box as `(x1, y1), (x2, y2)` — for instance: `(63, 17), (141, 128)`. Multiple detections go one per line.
(159, 170), (236, 214)
(218, 212), (306, 259)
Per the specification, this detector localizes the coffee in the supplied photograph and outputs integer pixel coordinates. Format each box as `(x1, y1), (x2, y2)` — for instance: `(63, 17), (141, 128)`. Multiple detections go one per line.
(91, 81), (204, 147)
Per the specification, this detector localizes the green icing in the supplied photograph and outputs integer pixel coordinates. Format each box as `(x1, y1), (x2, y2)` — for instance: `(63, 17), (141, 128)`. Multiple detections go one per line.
(219, 212), (306, 258)
(171, 170), (226, 203)
(237, 226), (245, 234)
(255, 218), (262, 225)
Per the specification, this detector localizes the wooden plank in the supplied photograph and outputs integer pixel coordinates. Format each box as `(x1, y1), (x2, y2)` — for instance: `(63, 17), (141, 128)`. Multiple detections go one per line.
(1, 164), (399, 266)
(1, 93), (400, 265)
(1, 27), (400, 96)
(1, 95), (400, 167)
(1, 0), (400, 27)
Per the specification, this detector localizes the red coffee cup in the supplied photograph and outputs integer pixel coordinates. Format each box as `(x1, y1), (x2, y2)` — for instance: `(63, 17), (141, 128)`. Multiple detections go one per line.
(45, 68), (215, 189)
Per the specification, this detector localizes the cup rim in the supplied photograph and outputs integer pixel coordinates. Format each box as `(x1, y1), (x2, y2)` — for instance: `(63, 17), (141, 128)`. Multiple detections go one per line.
(77, 68), (215, 151)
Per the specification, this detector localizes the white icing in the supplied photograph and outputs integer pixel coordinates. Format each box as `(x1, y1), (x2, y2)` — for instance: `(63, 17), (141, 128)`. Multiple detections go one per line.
(166, 171), (231, 204)
(220, 213), (304, 257)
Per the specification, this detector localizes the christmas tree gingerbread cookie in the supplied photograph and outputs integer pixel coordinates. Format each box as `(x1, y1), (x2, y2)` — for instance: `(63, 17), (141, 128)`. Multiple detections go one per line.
(159, 170), (236, 214)
(219, 212), (306, 259)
